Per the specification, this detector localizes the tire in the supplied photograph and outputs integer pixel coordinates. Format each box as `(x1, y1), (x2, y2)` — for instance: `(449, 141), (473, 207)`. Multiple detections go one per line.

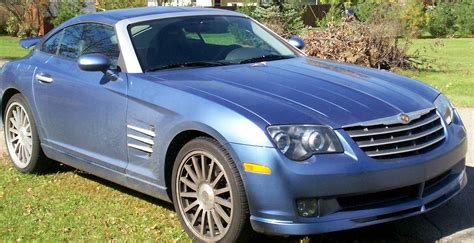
(171, 137), (250, 242)
(4, 93), (50, 173)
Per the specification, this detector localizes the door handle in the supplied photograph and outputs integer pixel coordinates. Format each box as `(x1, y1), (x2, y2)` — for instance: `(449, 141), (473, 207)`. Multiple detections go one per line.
(35, 73), (54, 83)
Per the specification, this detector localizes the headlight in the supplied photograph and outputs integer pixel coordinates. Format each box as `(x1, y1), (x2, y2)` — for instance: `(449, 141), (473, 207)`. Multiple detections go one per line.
(434, 94), (454, 125)
(267, 125), (343, 161)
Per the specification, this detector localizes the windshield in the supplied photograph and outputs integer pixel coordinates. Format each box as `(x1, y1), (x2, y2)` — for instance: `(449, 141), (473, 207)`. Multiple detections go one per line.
(128, 16), (299, 72)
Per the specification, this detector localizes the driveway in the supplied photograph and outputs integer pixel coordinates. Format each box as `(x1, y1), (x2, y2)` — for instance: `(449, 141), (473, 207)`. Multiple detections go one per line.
(0, 58), (472, 241)
(0, 59), (8, 68)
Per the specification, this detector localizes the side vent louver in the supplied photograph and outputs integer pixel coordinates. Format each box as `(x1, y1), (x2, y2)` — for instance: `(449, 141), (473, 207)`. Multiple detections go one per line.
(127, 125), (155, 156)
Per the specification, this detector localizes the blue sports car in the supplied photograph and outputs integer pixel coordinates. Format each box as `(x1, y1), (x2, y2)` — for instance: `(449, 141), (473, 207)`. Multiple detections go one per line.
(0, 7), (468, 242)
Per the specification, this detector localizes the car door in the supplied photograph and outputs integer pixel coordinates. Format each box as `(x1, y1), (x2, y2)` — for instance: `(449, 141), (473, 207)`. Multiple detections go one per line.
(33, 23), (128, 172)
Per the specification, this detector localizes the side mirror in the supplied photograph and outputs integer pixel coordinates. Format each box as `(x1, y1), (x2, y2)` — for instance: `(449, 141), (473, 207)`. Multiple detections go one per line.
(78, 54), (111, 73)
(288, 36), (305, 50)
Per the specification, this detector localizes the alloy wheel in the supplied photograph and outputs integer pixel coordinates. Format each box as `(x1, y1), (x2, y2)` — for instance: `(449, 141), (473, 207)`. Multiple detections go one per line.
(176, 151), (233, 241)
(5, 102), (33, 169)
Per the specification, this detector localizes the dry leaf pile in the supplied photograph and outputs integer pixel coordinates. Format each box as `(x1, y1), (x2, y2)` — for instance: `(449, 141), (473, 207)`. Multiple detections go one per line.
(301, 20), (418, 70)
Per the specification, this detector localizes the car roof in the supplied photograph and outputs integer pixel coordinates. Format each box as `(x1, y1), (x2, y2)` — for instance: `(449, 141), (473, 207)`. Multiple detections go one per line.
(62, 7), (242, 26)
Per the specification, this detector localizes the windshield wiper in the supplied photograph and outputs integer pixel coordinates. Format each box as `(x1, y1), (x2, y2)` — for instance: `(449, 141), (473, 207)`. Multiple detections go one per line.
(239, 54), (293, 64)
(146, 61), (230, 72)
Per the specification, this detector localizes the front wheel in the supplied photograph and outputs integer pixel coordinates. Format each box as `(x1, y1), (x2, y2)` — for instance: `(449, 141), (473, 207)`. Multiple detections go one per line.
(172, 137), (250, 242)
(4, 94), (50, 173)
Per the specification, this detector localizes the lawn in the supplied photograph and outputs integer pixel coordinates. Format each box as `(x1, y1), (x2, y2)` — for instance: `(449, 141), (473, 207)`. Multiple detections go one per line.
(398, 38), (474, 107)
(0, 36), (30, 59)
(0, 156), (188, 241)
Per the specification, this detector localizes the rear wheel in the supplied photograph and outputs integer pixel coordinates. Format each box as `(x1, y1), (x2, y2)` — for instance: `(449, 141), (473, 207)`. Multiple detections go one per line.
(172, 137), (250, 242)
(4, 94), (50, 173)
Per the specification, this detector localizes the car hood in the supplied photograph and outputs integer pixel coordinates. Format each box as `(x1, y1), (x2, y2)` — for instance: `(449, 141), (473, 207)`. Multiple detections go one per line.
(141, 57), (439, 128)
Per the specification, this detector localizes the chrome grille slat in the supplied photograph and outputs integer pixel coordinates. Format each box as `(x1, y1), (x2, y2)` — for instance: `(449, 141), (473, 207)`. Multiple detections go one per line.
(346, 114), (440, 138)
(358, 124), (444, 148)
(366, 134), (445, 157)
(344, 109), (446, 159)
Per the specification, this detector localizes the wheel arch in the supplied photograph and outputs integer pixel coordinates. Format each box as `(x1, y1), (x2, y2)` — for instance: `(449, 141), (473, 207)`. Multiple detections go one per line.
(163, 127), (247, 201)
(1, 88), (21, 123)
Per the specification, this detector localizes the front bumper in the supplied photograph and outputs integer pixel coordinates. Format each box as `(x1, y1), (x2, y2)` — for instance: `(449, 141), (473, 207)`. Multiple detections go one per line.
(229, 111), (468, 235)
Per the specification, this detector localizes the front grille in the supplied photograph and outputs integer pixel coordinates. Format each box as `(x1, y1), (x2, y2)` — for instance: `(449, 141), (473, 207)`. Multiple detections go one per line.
(344, 109), (445, 159)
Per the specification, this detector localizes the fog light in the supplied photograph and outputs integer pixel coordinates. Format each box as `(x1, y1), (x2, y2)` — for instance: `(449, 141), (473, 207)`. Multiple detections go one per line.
(296, 199), (319, 217)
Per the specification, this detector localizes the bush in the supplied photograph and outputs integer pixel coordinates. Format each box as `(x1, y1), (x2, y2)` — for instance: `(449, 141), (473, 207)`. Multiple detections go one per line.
(5, 16), (19, 36)
(301, 20), (422, 70)
(1, 0), (50, 37)
(238, 2), (304, 38)
(425, 3), (456, 37)
(6, 16), (38, 38)
(316, 5), (344, 28)
(51, 0), (85, 27)
(96, 0), (146, 10)
(400, 0), (428, 37)
(0, 8), (8, 34)
(425, 1), (473, 37)
(452, 1), (474, 37)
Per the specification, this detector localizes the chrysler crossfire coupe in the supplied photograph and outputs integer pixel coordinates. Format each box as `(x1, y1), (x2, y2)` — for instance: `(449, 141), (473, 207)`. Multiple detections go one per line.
(0, 7), (468, 242)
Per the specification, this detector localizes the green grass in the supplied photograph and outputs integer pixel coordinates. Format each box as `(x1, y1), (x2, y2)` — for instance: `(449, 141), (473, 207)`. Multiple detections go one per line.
(0, 36), (30, 59)
(0, 157), (305, 242)
(398, 38), (474, 107)
(0, 156), (188, 241)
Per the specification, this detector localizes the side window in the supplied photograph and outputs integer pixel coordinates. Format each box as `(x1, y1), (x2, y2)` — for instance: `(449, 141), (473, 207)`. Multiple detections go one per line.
(41, 30), (62, 55)
(81, 24), (120, 69)
(58, 25), (82, 59)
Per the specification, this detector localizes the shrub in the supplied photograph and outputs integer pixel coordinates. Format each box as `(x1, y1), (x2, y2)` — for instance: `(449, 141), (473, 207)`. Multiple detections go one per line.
(425, 2), (456, 37)
(316, 5), (344, 28)
(452, 0), (474, 37)
(96, 0), (146, 10)
(5, 16), (19, 36)
(237, 2), (304, 38)
(400, 0), (428, 37)
(51, 0), (85, 27)
(425, 1), (474, 38)
(0, 8), (8, 34)
(6, 15), (38, 38)
(1, 0), (50, 37)
(301, 20), (422, 70)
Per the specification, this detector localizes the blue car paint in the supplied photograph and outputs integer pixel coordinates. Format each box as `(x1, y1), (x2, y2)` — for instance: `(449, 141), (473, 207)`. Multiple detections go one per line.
(29, 52), (129, 172)
(0, 7), (467, 236)
(19, 36), (44, 49)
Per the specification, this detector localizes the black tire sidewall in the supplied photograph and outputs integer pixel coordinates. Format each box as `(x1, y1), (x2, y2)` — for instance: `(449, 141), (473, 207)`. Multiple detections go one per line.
(171, 137), (249, 242)
(4, 94), (44, 173)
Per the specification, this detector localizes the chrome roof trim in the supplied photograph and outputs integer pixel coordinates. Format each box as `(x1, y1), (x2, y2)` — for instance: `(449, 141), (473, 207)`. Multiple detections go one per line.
(342, 107), (435, 128)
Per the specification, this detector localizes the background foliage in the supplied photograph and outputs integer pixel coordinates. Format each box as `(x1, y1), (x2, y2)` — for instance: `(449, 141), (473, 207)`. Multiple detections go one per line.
(96, 0), (146, 11)
(51, 0), (86, 27)
(238, 2), (305, 38)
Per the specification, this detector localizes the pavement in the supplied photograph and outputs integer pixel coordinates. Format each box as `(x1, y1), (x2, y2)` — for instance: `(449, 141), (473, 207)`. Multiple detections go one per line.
(0, 59), (8, 67)
(0, 58), (473, 241)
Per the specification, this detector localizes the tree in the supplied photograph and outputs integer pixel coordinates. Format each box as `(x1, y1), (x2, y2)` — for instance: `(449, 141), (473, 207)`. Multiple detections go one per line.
(0, 0), (52, 37)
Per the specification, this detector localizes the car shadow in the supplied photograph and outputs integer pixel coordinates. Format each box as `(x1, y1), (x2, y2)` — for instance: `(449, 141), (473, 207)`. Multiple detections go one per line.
(43, 161), (473, 242)
(44, 161), (175, 211)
